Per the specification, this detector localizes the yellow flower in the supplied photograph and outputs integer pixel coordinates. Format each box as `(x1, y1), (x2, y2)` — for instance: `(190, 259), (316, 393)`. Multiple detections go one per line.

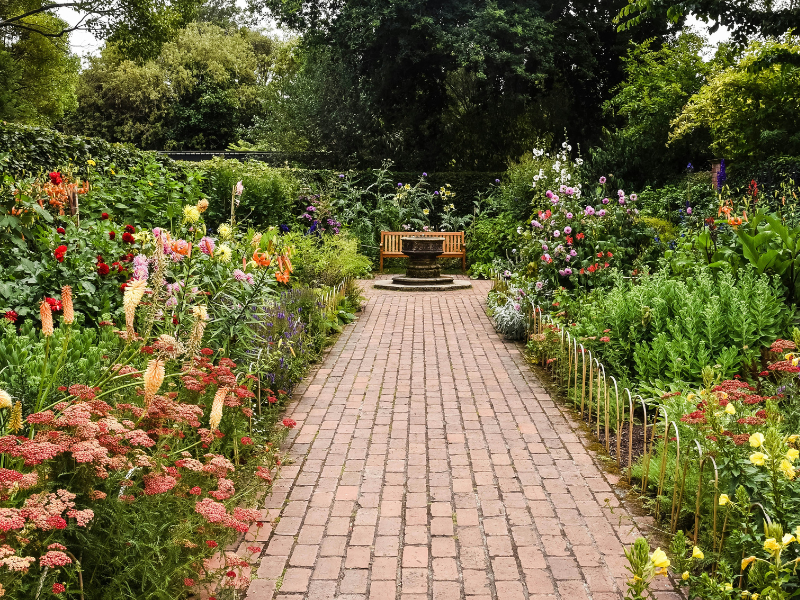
(692, 546), (704, 560)
(780, 459), (796, 480)
(749, 432), (765, 448)
(764, 538), (782, 555)
(87, 159), (96, 166)
(718, 494), (730, 506)
(111, 169), (116, 175)
(752, 594), (759, 600)
(650, 548), (670, 569)
(793, 357), (800, 367)
(786, 353), (795, 360)
(681, 571), (689, 581)
(741, 556), (756, 570)
(183, 205), (201, 223)
(687, 393), (696, 400)
(750, 452), (766, 466)
(787, 448), (799, 462)
(789, 435), (799, 443)
(721, 583), (732, 591)
(8, 401), (22, 433)
(0, 389), (12, 410)
(782, 533), (796, 545)
(725, 404), (736, 415)
(215, 244), (232, 263)
(218, 224), (232, 240)
(423, 208), (430, 215)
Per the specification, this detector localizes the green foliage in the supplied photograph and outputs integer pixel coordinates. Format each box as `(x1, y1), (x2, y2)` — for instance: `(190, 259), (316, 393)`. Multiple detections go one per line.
(197, 157), (300, 228)
(0, 122), (169, 178)
(671, 34), (800, 162)
(0, 13), (80, 126)
(574, 268), (792, 389)
(283, 231), (372, 288)
(637, 173), (718, 221)
(72, 23), (279, 150)
(467, 213), (522, 265)
(590, 31), (714, 187)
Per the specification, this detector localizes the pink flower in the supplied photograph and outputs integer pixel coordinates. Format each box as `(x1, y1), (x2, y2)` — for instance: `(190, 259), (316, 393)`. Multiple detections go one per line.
(40, 551), (72, 568)
(199, 237), (215, 256)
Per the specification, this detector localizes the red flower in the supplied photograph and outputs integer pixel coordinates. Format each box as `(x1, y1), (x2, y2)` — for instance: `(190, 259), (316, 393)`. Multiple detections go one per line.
(282, 418), (297, 429)
(101, 212), (110, 220)
(49, 172), (63, 185)
(56, 227), (65, 234)
(565, 236), (573, 245)
(141, 346), (154, 354)
(240, 437), (253, 445)
(226, 571), (236, 578)
(54, 245), (67, 262)
(201, 348), (214, 356)
(109, 231), (116, 240)
(607, 252), (613, 258)
(576, 232), (585, 240)
(599, 336), (610, 343)
(184, 578), (195, 587)
(189, 487), (202, 495)
(597, 252), (603, 258)
(97, 263), (110, 276)
(52, 583), (66, 594)
(125, 224), (136, 234)
(122, 232), (135, 244)
(205, 540), (218, 548)
(45, 297), (62, 311)
(604, 262), (609, 268)
(759, 371), (770, 377)
(4, 310), (18, 323)
(57, 386), (68, 392)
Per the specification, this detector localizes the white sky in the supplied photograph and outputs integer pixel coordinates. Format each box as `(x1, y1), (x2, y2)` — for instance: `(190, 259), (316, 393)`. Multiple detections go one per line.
(58, 8), (731, 61)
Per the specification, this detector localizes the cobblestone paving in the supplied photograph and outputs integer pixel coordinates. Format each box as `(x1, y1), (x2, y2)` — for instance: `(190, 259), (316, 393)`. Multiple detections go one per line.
(243, 278), (675, 600)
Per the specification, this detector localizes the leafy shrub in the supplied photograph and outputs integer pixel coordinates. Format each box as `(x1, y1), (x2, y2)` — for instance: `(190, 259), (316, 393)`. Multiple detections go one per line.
(467, 213), (522, 265)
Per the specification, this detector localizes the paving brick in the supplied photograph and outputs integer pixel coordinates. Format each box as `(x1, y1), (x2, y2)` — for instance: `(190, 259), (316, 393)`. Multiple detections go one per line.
(240, 281), (676, 600)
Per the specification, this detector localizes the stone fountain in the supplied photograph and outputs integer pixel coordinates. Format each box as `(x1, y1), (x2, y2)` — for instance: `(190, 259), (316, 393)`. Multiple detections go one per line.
(374, 236), (472, 291)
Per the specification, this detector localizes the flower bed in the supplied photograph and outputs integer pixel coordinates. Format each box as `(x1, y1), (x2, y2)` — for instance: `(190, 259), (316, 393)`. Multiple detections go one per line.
(0, 164), (368, 597)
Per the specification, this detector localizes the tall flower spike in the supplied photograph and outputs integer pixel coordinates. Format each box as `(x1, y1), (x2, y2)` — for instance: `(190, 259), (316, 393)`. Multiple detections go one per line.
(143, 358), (165, 407)
(209, 387), (229, 431)
(8, 401), (23, 433)
(187, 305), (209, 358)
(123, 279), (147, 341)
(40, 299), (54, 337)
(61, 285), (74, 325)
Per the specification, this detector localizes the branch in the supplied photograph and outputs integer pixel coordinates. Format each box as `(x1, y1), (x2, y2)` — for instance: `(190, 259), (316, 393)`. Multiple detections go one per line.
(0, 2), (90, 26)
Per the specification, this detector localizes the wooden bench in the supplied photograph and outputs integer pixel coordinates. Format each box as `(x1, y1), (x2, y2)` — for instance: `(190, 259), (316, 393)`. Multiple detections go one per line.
(379, 231), (466, 272)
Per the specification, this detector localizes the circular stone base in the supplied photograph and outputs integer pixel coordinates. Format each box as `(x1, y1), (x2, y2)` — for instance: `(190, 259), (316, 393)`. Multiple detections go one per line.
(391, 276), (456, 286)
(374, 279), (472, 292)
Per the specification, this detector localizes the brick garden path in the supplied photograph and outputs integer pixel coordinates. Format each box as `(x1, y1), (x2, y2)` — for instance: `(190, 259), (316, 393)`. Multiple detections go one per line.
(244, 277), (668, 600)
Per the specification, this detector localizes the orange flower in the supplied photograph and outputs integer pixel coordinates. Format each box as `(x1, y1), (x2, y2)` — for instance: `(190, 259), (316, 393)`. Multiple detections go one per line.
(252, 250), (271, 267)
(171, 240), (191, 256)
(275, 270), (290, 284)
(277, 254), (293, 274)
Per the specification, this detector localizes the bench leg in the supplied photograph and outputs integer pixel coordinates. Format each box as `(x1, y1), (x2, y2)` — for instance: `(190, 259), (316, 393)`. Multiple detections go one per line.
(380, 255), (383, 272)
(462, 255), (466, 272)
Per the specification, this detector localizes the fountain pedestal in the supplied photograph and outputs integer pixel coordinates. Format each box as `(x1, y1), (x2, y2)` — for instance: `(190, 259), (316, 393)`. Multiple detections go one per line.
(373, 236), (472, 291)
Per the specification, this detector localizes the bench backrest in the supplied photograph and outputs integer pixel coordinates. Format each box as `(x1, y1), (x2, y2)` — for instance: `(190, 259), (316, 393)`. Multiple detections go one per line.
(381, 231), (464, 253)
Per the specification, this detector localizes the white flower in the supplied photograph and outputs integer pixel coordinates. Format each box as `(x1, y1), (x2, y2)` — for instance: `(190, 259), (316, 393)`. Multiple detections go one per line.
(562, 142), (568, 148)
(575, 158), (584, 165)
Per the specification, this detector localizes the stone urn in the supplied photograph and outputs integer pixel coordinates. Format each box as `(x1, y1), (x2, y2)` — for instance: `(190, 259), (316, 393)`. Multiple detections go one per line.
(401, 236), (444, 278)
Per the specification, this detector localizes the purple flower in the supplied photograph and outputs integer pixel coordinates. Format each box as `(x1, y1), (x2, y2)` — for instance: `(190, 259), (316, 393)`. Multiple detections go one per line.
(434, 191), (439, 195)
(598, 209), (607, 217)
(566, 212), (573, 219)
(422, 172), (428, 177)
(584, 206), (595, 216)
(542, 244), (548, 251)
(307, 205), (316, 211)
(559, 269), (565, 276)
(544, 253), (551, 261)
(560, 185), (567, 193)
(339, 174), (345, 178)
(565, 255), (571, 262)
(599, 176), (606, 184)
(619, 198), (625, 205)
(397, 183), (403, 188)
(546, 190), (554, 199)
(535, 281), (544, 291)
(687, 207), (693, 215)
(233, 269), (248, 282)
(618, 189), (625, 197)
(495, 179), (500, 183)
(564, 226), (572, 234)
(566, 187), (574, 195)
(570, 249), (577, 257)
(531, 220), (542, 228)
(564, 268), (572, 276)
(630, 194), (638, 202)
(553, 230), (560, 238)
(602, 198), (609, 205)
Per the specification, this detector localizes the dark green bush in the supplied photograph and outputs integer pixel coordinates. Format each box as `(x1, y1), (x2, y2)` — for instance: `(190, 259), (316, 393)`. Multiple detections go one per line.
(467, 213), (522, 265)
